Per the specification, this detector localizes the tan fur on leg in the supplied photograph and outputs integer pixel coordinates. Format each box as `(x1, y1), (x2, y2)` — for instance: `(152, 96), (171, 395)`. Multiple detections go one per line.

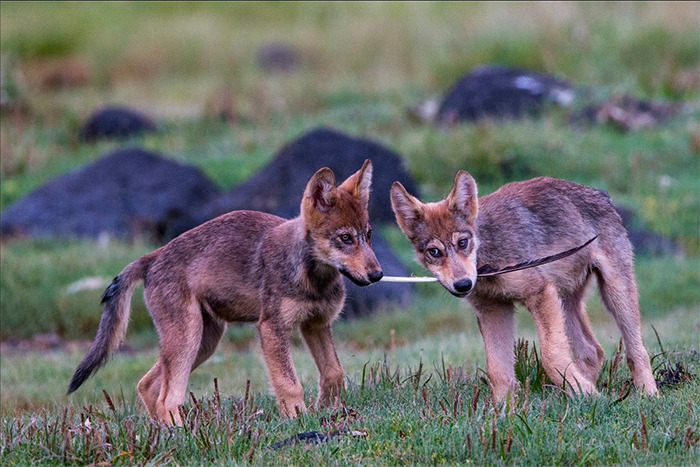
(562, 282), (606, 384)
(595, 257), (658, 395)
(526, 283), (598, 396)
(472, 299), (518, 403)
(137, 360), (162, 418)
(154, 299), (203, 426)
(192, 309), (226, 371)
(258, 319), (306, 417)
(300, 321), (344, 408)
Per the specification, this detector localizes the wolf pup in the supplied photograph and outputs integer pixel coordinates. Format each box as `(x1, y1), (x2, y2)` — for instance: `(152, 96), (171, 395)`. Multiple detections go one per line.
(391, 172), (658, 402)
(68, 160), (383, 425)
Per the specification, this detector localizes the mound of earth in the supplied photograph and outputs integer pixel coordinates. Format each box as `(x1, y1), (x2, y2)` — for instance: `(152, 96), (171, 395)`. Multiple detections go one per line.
(435, 64), (574, 125)
(257, 41), (303, 73)
(179, 127), (419, 234)
(79, 106), (158, 143)
(571, 96), (680, 132)
(21, 56), (92, 91)
(1, 148), (220, 241)
(615, 205), (682, 256)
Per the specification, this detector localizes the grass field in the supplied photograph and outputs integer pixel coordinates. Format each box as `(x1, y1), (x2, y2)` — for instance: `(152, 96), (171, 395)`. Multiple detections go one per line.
(1, 2), (699, 465)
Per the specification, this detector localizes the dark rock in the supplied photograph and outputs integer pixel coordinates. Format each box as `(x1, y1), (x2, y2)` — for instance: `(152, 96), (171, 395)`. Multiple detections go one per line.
(626, 227), (682, 257)
(1, 148), (220, 241)
(655, 362), (693, 388)
(615, 205), (682, 256)
(187, 127), (419, 230)
(436, 64), (574, 125)
(271, 427), (367, 449)
(257, 42), (303, 73)
(342, 231), (414, 319)
(79, 106), (157, 143)
(571, 96), (679, 132)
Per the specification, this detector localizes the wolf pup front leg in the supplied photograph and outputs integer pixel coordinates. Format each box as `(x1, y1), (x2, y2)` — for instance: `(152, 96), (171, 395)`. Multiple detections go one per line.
(67, 160), (382, 425)
(255, 161), (382, 416)
(391, 171), (658, 402)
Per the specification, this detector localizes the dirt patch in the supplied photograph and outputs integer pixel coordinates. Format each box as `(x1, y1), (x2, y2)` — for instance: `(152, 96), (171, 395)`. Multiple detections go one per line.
(21, 55), (92, 90)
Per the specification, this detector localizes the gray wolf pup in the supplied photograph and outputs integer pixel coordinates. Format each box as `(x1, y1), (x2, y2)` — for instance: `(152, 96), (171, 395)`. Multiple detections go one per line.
(68, 160), (383, 425)
(391, 172), (658, 402)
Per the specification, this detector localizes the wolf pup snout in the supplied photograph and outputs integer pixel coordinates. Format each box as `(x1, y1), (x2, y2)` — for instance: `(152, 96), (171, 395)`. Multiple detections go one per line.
(453, 278), (473, 295)
(368, 270), (384, 283)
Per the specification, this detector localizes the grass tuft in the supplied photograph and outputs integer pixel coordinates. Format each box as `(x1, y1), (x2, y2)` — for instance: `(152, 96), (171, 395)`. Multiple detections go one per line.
(2, 344), (698, 464)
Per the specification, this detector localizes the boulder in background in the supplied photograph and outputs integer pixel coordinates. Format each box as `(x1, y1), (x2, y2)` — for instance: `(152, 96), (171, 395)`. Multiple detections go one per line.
(435, 64), (573, 125)
(1, 147), (220, 242)
(186, 127), (419, 232)
(79, 106), (158, 143)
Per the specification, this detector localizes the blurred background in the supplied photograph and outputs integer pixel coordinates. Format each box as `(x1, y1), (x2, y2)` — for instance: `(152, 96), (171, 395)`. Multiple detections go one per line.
(1, 2), (698, 412)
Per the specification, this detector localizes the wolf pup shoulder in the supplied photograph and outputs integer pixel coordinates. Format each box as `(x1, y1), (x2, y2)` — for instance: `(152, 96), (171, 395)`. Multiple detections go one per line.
(391, 172), (658, 402)
(68, 160), (383, 426)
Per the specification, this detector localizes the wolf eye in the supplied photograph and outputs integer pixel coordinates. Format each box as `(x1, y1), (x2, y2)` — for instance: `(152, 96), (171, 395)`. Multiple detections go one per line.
(427, 248), (442, 258)
(339, 233), (353, 245)
(457, 238), (469, 249)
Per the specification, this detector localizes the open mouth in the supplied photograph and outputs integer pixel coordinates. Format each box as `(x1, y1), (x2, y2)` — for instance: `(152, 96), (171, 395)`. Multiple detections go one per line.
(340, 269), (372, 287)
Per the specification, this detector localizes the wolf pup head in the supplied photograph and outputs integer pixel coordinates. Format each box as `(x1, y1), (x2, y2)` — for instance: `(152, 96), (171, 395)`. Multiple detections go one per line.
(391, 170), (479, 297)
(301, 159), (383, 286)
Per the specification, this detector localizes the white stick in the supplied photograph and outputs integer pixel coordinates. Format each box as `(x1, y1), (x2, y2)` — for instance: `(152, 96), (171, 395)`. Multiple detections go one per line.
(380, 275), (439, 283)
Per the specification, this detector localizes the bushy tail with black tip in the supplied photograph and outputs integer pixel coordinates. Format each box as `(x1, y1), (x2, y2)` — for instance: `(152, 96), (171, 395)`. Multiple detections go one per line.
(67, 253), (156, 394)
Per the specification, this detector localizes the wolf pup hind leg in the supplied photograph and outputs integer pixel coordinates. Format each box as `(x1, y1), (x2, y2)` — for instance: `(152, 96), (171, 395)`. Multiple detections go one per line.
(391, 171), (658, 402)
(68, 160), (383, 425)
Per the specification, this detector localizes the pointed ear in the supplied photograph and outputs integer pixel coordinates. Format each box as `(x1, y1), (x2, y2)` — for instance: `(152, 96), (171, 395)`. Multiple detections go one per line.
(303, 167), (337, 213)
(390, 181), (424, 237)
(447, 170), (478, 223)
(339, 159), (373, 208)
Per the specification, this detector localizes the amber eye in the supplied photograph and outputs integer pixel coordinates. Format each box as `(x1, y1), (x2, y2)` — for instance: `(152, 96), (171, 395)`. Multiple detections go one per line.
(457, 238), (469, 249)
(340, 233), (353, 245)
(428, 248), (442, 258)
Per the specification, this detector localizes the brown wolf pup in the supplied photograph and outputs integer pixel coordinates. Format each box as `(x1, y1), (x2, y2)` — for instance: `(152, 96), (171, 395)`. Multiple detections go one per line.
(68, 160), (383, 426)
(391, 172), (658, 402)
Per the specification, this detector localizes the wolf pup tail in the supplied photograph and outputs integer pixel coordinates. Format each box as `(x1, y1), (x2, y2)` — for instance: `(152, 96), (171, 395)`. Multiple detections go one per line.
(67, 253), (155, 394)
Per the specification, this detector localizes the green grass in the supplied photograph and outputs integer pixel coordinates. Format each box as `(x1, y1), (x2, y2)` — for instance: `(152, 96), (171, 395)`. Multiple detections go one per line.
(1, 2), (699, 465)
(2, 333), (698, 464)
(0, 239), (154, 341)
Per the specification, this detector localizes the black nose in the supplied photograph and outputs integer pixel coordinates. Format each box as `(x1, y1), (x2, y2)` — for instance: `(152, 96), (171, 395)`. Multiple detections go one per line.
(453, 278), (473, 294)
(368, 270), (384, 283)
